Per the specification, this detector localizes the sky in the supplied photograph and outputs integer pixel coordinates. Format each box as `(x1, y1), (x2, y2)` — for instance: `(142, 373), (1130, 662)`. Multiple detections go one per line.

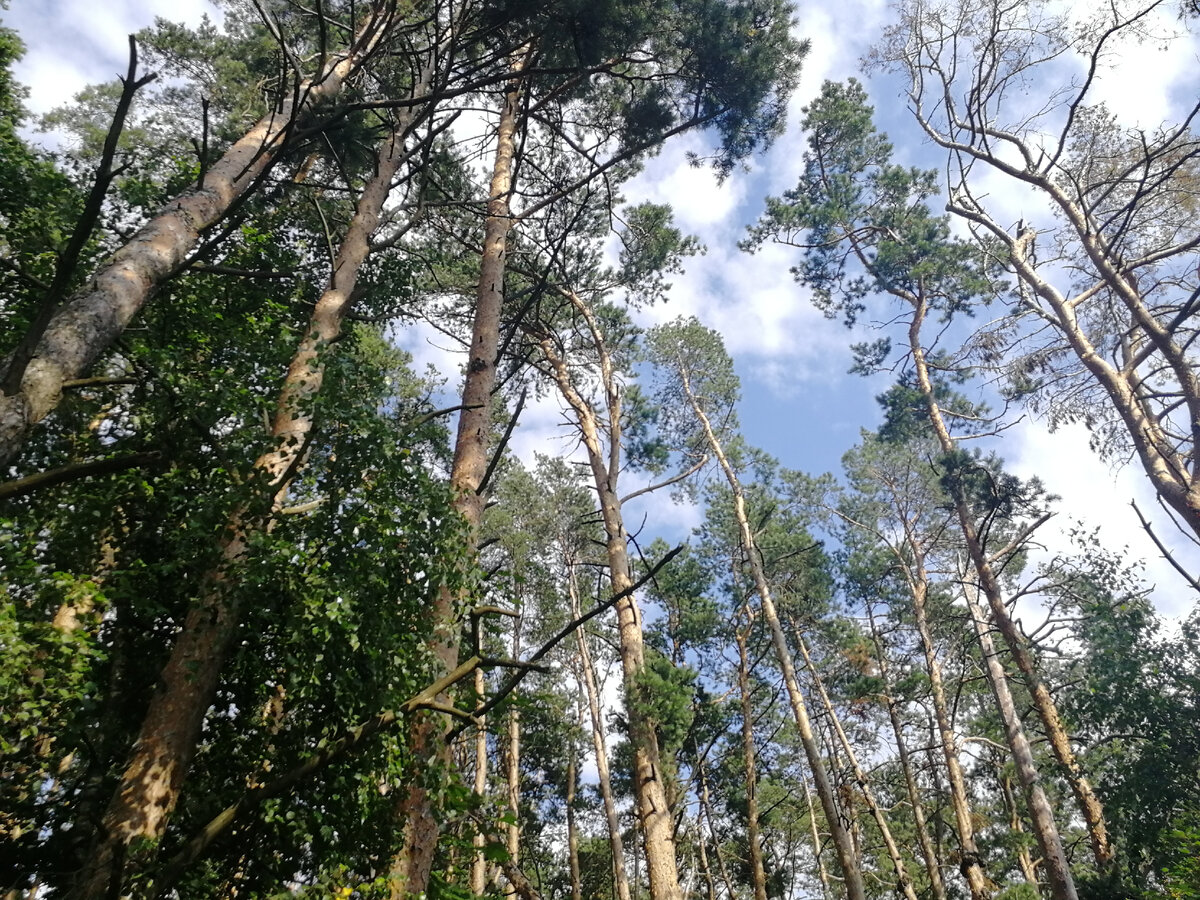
(4, 0), (1200, 619)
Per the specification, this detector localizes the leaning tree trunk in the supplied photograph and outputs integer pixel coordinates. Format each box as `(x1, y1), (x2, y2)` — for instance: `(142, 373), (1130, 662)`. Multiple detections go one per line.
(569, 564), (634, 900)
(866, 612), (948, 900)
(898, 539), (992, 900)
(962, 576), (1075, 900)
(0, 1), (399, 467)
(389, 51), (527, 898)
(908, 296), (1101, 891)
(68, 115), (417, 900)
(794, 634), (920, 900)
(674, 362), (865, 900)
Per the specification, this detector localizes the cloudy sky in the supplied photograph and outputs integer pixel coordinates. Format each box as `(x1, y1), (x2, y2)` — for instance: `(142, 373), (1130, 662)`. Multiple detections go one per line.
(5, 0), (1200, 617)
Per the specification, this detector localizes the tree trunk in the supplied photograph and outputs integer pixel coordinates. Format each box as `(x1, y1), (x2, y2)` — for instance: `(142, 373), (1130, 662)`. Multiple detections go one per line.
(999, 769), (1041, 889)
(504, 629), (522, 900)
(900, 541), (992, 900)
(0, 2), (397, 467)
(697, 759), (736, 900)
(538, 300), (683, 900)
(865, 609), (949, 900)
(674, 363), (865, 900)
(735, 625), (769, 900)
(569, 564), (633, 900)
(802, 779), (833, 900)
(390, 50), (527, 898)
(68, 115), (415, 899)
(471, 667), (489, 896)
(962, 578), (1075, 900)
(794, 634), (920, 900)
(907, 301), (1089, 900)
(567, 701), (583, 900)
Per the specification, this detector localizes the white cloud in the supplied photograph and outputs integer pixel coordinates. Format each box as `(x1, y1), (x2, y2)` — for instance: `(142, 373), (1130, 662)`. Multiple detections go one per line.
(1006, 419), (1200, 619)
(7, 0), (217, 120)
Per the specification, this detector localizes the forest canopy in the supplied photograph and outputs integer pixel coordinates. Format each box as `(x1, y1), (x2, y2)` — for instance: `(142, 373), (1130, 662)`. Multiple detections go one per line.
(1, 1), (1198, 899)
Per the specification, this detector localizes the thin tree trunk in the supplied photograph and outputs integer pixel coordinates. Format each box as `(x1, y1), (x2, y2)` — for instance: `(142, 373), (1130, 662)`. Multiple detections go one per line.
(794, 634), (920, 900)
(538, 299), (683, 900)
(895, 539), (992, 900)
(69, 113), (417, 899)
(0, 2), (398, 467)
(471, 667), (489, 896)
(735, 623), (768, 900)
(864, 609), (949, 900)
(802, 779), (833, 900)
(390, 50), (528, 898)
(569, 564), (633, 900)
(962, 576), (1071, 900)
(999, 769), (1040, 889)
(504, 621), (522, 900)
(694, 817), (718, 900)
(907, 300), (1089, 897)
(697, 759), (736, 900)
(673, 362), (865, 900)
(567, 699), (583, 900)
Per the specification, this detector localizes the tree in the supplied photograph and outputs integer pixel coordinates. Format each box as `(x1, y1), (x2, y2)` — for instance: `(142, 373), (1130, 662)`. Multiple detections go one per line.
(749, 78), (1106, 899)
(0, 0), (407, 466)
(873, 0), (1200, 542)
(646, 317), (867, 900)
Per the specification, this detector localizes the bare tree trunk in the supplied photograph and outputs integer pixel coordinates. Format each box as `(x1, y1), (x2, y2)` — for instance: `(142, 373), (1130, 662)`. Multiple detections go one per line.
(673, 363), (865, 900)
(390, 50), (528, 898)
(69, 114), (416, 899)
(0, 2), (399, 467)
(735, 624), (769, 900)
(962, 577), (1072, 900)
(865, 609), (949, 900)
(697, 759), (736, 900)
(794, 634), (920, 900)
(538, 299), (683, 900)
(471, 667), (489, 896)
(504, 625), (522, 900)
(898, 541), (993, 900)
(906, 297), (1105, 886)
(567, 700), (583, 900)
(694, 817), (718, 900)
(569, 564), (633, 900)
(802, 779), (833, 900)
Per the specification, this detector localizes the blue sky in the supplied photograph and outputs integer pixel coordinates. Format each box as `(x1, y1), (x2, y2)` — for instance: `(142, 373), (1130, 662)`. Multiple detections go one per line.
(6, 0), (1200, 618)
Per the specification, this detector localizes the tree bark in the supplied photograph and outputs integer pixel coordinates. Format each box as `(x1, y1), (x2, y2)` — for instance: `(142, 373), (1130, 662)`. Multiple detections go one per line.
(864, 610), (949, 900)
(390, 50), (527, 898)
(892, 528), (993, 900)
(735, 624), (769, 900)
(68, 113), (416, 899)
(537, 297), (683, 900)
(962, 578), (1074, 900)
(471, 667), (490, 896)
(673, 362), (865, 900)
(0, 2), (397, 467)
(794, 634), (920, 900)
(569, 564), (634, 900)
(567, 698), (583, 900)
(906, 296), (1106, 886)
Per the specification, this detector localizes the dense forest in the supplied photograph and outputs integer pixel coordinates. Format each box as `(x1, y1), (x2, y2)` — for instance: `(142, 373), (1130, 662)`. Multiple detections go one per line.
(1, 0), (1199, 898)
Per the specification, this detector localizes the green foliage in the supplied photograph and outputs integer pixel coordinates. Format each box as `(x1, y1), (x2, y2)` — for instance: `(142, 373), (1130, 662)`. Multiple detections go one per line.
(627, 647), (698, 757)
(746, 77), (1003, 324)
